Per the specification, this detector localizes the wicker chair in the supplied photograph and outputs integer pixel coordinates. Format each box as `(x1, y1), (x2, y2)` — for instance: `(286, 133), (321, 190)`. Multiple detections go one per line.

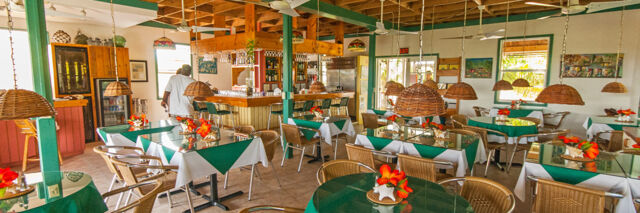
(439, 177), (516, 213)
(239, 205), (305, 213)
(361, 113), (383, 129)
(594, 130), (624, 152)
(527, 176), (623, 213)
(234, 125), (256, 141)
(542, 111), (570, 130)
(14, 119), (63, 172)
(473, 106), (490, 117)
(93, 145), (148, 204)
(462, 126), (508, 177)
(102, 178), (165, 213)
(316, 160), (375, 185)
(345, 143), (396, 170)
(397, 154), (454, 182)
(516, 117), (541, 127)
(507, 129), (570, 172)
(450, 114), (469, 128)
(280, 123), (321, 172)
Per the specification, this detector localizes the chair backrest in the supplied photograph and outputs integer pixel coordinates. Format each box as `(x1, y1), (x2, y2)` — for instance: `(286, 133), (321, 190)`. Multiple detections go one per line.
(321, 99), (332, 109)
(339, 97), (349, 106)
(531, 178), (610, 213)
(239, 205), (305, 213)
(317, 159), (374, 185)
(93, 145), (145, 181)
(397, 154), (441, 182)
(439, 177), (516, 213)
(205, 102), (218, 114)
(255, 130), (280, 162)
(450, 114), (468, 128)
(14, 119), (37, 135)
(473, 106), (489, 117)
(235, 125), (256, 136)
(345, 144), (376, 169)
(102, 178), (165, 213)
(192, 101), (201, 111)
(596, 130), (624, 152)
(281, 124), (304, 146)
(516, 117), (541, 126)
(543, 111), (570, 129)
(361, 113), (380, 129)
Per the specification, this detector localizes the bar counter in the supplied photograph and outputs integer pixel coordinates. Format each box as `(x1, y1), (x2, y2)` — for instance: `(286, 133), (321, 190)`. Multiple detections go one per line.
(203, 92), (354, 130)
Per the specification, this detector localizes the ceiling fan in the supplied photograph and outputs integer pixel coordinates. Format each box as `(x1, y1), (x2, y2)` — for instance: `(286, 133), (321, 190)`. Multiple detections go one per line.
(153, 0), (229, 32)
(367, 0), (417, 35)
(228, 0), (309, 17)
(441, 5), (504, 40)
(526, 0), (640, 19)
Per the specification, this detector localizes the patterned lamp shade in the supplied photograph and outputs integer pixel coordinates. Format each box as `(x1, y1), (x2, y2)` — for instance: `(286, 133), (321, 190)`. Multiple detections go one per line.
(512, 78), (531, 87)
(347, 39), (366, 52)
(394, 83), (445, 117)
(601, 82), (627, 93)
(184, 81), (213, 97)
(104, 81), (133, 97)
(444, 82), (478, 100)
(153, 36), (176, 50)
(535, 84), (585, 105)
(0, 89), (56, 120)
(492, 80), (513, 91)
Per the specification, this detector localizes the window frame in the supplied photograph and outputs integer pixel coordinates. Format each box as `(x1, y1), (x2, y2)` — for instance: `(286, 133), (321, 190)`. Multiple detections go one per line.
(494, 34), (553, 107)
(374, 53), (439, 109)
(154, 43), (192, 100)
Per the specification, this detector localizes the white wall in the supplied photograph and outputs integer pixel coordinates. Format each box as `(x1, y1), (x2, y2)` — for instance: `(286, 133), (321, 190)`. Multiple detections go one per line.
(346, 10), (640, 136)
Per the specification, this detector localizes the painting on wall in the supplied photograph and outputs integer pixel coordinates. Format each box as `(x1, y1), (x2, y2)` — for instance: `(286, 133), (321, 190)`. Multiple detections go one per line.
(198, 57), (217, 74)
(560, 53), (623, 78)
(129, 60), (148, 82)
(465, 58), (493, 78)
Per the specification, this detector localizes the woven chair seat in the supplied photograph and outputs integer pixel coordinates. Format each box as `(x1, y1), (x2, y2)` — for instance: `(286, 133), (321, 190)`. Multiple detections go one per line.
(487, 142), (505, 150)
(140, 171), (177, 194)
(436, 172), (453, 181)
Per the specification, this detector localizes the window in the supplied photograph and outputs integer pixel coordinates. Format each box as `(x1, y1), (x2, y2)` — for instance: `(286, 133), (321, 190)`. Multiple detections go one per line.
(0, 29), (33, 90)
(496, 36), (551, 104)
(155, 44), (191, 99)
(375, 56), (437, 108)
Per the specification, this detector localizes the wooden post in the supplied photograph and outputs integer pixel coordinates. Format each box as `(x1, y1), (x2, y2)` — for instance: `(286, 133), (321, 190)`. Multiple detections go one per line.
(245, 4), (256, 33)
(282, 14), (293, 157)
(335, 22), (345, 44)
(307, 14), (318, 40)
(214, 15), (226, 37)
(367, 33), (376, 110)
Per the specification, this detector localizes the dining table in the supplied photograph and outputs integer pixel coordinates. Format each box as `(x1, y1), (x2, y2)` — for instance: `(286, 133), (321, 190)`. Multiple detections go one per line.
(0, 171), (107, 213)
(287, 115), (355, 162)
(467, 117), (538, 144)
(96, 119), (179, 146)
(488, 107), (544, 126)
(583, 116), (639, 140)
(304, 173), (474, 213)
(514, 142), (637, 213)
(135, 127), (268, 212)
(355, 125), (487, 177)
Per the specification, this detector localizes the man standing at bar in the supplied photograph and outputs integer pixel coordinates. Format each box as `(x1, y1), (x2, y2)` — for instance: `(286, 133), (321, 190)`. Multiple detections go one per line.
(161, 64), (195, 117)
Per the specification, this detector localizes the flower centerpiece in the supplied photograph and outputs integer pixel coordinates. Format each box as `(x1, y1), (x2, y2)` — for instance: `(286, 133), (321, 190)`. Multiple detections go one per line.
(176, 116), (197, 135)
(127, 114), (148, 129)
(387, 115), (401, 132)
(616, 109), (636, 122)
(367, 164), (413, 205)
(558, 136), (600, 161)
(197, 119), (217, 142)
(0, 168), (18, 198)
(497, 108), (510, 121)
(511, 99), (526, 109)
(310, 106), (323, 119)
(387, 98), (395, 110)
(421, 119), (446, 140)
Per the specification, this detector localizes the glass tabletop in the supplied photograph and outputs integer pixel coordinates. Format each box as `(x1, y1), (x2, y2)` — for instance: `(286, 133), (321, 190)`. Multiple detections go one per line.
(611, 151), (640, 179)
(469, 117), (536, 127)
(140, 127), (242, 153)
(526, 143), (627, 178)
(98, 119), (179, 134)
(589, 116), (638, 126)
(310, 173), (473, 213)
(362, 125), (479, 151)
(292, 115), (349, 124)
(361, 125), (426, 142)
(0, 171), (106, 212)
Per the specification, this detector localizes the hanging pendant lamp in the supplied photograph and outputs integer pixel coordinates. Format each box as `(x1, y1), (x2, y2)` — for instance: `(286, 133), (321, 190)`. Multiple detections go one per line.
(104, 0), (132, 97)
(184, 0), (213, 98)
(309, 81), (327, 93)
(511, 78), (531, 87)
(423, 79), (437, 90)
(395, 83), (445, 117)
(493, 1), (513, 92)
(536, 0), (584, 105)
(492, 80), (513, 91)
(347, 39), (366, 52)
(0, 4), (55, 120)
(443, 0), (477, 100)
(308, 1), (327, 94)
(601, 6), (627, 93)
(384, 81), (405, 96)
(154, 30), (176, 50)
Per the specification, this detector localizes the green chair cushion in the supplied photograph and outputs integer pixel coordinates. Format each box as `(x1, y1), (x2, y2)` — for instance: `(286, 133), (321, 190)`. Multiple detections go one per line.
(271, 110), (283, 115)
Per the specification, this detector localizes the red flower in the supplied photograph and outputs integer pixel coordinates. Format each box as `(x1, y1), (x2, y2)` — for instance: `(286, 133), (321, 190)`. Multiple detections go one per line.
(375, 164), (405, 186)
(584, 162), (597, 172)
(618, 109), (636, 116)
(421, 122), (427, 128)
(632, 143), (640, 149)
(558, 136), (581, 144)
(197, 120), (212, 138)
(0, 168), (18, 188)
(187, 137), (196, 150)
(498, 108), (510, 116)
(310, 106), (323, 114)
(387, 115), (399, 122)
(396, 178), (413, 199)
(578, 141), (600, 159)
(387, 99), (395, 107)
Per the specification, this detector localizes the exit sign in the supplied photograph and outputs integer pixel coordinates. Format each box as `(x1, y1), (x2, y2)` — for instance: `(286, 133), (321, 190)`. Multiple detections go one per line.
(399, 47), (409, 54)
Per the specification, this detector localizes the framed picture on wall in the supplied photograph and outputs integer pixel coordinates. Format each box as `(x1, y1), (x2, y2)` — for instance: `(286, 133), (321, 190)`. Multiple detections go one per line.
(129, 60), (148, 82)
(198, 57), (217, 74)
(465, 58), (493, 78)
(560, 53), (623, 78)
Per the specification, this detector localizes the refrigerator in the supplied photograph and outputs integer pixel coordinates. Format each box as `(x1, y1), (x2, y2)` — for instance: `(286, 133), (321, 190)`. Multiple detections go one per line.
(325, 57), (357, 92)
(94, 78), (131, 127)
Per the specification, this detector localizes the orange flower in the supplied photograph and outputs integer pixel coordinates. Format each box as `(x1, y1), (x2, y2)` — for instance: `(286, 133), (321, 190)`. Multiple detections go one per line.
(0, 168), (18, 188)
(387, 99), (395, 106)
(396, 178), (413, 199)
(421, 122), (427, 128)
(187, 137), (196, 150)
(387, 115), (399, 122)
(376, 164), (405, 186)
(310, 106), (323, 114)
(617, 109), (637, 116)
(632, 143), (640, 149)
(584, 162), (597, 172)
(578, 141), (600, 159)
(498, 108), (510, 116)
(558, 136), (581, 144)
(197, 120), (212, 138)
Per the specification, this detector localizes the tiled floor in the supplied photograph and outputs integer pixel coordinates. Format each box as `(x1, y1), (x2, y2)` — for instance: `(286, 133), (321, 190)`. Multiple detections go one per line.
(24, 126), (532, 213)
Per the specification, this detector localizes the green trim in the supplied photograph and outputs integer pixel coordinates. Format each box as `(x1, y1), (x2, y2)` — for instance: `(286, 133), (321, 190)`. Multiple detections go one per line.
(155, 43), (192, 100)
(139, 21), (177, 30)
(367, 34), (376, 110)
(297, 0), (395, 31)
(36, 118), (60, 173)
(95, 0), (158, 11)
(375, 53), (439, 58)
(494, 34), (553, 107)
(24, 0), (53, 103)
(282, 15), (294, 158)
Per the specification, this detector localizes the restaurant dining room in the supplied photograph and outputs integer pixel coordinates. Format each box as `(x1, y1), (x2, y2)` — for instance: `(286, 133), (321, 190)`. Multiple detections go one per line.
(2, 0), (640, 212)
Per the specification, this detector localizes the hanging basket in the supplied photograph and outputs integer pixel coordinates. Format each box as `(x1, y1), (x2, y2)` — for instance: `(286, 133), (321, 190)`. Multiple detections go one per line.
(512, 78), (531, 87)
(184, 81), (213, 97)
(0, 89), (56, 120)
(394, 83), (445, 117)
(492, 80), (513, 91)
(347, 39), (366, 52)
(601, 82), (627, 93)
(51, 30), (71, 43)
(422, 79), (438, 90)
(384, 81), (404, 96)
(309, 81), (327, 93)
(535, 84), (585, 105)
(104, 81), (132, 97)
(444, 82), (477, 100)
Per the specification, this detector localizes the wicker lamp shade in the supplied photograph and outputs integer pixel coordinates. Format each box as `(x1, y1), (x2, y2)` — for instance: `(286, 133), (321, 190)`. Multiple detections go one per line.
(535, 84), (585, 105)
(394, 83), (445, 117)
(309, 81), (327, 93)
(384, 81), (405, 96)
(444, 82), (478, 100)
(512, 78), (531, 87)
(0, 89), (55, 120)
(422, 79), (438, 90)
(184, 81), (213, 97)
(601, 82), (627, 93)
(103, 81), (132, 96)
(492, 80), (513, 91)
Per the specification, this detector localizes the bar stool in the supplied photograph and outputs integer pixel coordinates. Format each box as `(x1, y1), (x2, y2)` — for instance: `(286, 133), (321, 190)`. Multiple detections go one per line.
(192, 101), (208, 119)
(319, 99), (332, 116)
(267, 103), (283, 130)
(205, 102), (235, 129)
(330, 97), (350, 117)
(15, 119), (63, 172)
(293, 100), (315, 116)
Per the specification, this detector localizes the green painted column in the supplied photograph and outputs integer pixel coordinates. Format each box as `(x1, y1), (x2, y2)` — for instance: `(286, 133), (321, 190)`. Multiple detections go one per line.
(36, 118), (60, 173)
(24, 0), (53, 103)
(367, 33), (376, 110)
(282, 14), (293, 157)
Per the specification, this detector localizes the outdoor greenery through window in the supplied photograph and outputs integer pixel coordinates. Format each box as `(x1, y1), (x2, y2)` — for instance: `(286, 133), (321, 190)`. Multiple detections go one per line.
(155, 44), (191, 99)
(497, 37), (551, 103)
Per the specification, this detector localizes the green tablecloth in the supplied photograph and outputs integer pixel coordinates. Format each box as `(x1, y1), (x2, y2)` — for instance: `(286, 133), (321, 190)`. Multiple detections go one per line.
(468, 117), (538, 137)
(305, 173), (473, 213)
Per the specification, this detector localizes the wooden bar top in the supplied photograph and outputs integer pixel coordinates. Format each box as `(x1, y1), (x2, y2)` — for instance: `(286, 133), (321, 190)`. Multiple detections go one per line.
(53, 99), (88, 108)
(204, 92), (354, 107)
